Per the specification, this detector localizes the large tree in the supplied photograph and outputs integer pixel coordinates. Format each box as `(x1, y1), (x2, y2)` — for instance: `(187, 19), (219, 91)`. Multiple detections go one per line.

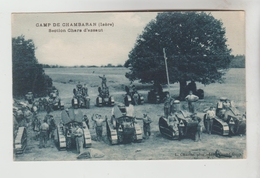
(125, 12), (233, 99)
(13, 35), (53, 97)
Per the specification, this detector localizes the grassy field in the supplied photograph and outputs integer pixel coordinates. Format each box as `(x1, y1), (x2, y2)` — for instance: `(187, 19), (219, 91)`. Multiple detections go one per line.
(45, 67), (246, 112)
(14, 67), (246, 161)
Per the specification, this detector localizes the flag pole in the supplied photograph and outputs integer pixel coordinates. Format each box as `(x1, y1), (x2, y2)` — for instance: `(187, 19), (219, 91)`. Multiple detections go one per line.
(163, 48), (170, 96)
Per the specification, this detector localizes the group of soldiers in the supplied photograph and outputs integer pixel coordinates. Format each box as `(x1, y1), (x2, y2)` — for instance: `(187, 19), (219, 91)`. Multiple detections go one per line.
(31, 111), (57, 148)
(163, 84), (202, 141)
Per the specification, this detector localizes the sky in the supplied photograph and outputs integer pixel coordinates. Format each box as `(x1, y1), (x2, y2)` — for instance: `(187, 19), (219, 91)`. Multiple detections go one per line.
(12, 11), (245, 66)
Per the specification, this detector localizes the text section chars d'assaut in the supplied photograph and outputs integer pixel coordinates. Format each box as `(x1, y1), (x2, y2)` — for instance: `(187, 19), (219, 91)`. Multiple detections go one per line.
(35, 22), (114, 33)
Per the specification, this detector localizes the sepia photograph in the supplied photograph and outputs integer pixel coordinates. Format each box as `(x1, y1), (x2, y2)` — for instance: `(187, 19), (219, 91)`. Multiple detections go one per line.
(12, 11), (246, 161)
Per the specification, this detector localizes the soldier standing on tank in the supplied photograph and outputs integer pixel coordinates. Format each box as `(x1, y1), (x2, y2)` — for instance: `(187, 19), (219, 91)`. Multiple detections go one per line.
(92, 114), (107, 141)
(205, 106), (215, 134)
(99, 74), (107, 89)
(39, 119), (49, 148)
(73, 124), (84, 154)
(185, 91), (199, 113)
(164, 94), (172, 118)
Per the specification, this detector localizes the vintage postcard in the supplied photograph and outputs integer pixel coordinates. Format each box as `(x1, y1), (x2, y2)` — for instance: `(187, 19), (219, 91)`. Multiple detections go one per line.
(12, 11), (246, 161)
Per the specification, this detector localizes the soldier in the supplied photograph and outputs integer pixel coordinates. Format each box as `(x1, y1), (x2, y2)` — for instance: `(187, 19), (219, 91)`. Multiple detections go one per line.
(73, 124), (84, 154)
(142, 113), (152, 139)
(48, 116), (56, 140)
(99, 74), (107, 89)
(82, 84), (88, 96)
(76, 81), (83, 90)
(185, 91), (199, 113)
(92, 114), (107, 141)
(164, 94), (172, 118)
(83, 114), (89, 129)
(44, 112), (53, 139)
(23, 107), (33, 128)
(135, 113), (152, 139)
(195, 117), (203, 142)
(205, 106), (215, 134)
(39, 119), (49, 148)
(32, 114), (41, 140)
(167, 114), (179, 137)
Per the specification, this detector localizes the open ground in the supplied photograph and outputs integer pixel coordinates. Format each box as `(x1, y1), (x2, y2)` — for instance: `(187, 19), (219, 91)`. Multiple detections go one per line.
(14, 68), (246, 161)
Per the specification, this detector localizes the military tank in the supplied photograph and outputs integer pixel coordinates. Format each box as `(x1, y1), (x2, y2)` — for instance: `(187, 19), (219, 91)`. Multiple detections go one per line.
(56, 109), (91, 150)
(124, 85), (144, 106)
(14, 126), (27, 154)
(185, 81), (204, 99)
(147, 84), (169, 104)
(159, 100), (201, 140)
(203, 98), (246, 136)
(47, 90), (64, 111)
(96, 86), (115, 107)
(106, 104), (142, 144)
(72, 87), (90, 109)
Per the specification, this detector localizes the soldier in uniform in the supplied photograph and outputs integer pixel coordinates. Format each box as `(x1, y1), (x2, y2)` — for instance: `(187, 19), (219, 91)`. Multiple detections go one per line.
(82, 84), (88, 96)
(73, 124), (84, 154)
(39, 119), (49, 148)
(92, 114), (107, 141)
(99, 75), (107, 89)
(164, 94), (172, 118)
(185, 91), (199, 113)
(205, 106), (215, 134)
(76, 81), (83, 90)
(142, 113), (152, 139)
(48, 116), (56, 140)
(195, 117), (203, 141)
(167, 114), (179, 137)
(83, 114), (89, 129)
(32, 114), (41, 140)
(23, 107), (33, 128)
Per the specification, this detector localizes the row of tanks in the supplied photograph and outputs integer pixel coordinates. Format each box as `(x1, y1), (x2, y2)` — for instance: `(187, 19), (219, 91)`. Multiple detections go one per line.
(25, 89), (64, 113)
(56, 104), (143, 152)
(159, 97), (246, 141)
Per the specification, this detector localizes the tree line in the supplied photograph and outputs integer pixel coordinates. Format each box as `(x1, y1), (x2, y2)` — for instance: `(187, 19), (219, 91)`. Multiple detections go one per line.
(13, 35), (53, 97)
(42, 64), (124, 68)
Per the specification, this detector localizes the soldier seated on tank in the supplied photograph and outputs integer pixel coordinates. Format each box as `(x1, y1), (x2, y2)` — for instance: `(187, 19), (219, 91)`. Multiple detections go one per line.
(167, 115), (179, 136)
(76, 82), (83, 90)
(216, 97), (226, 118)
(131, 85), (137, 95)
(82, 84), (88, 96)
(223, 99), (231, 109)
(104, 87), (109, 97)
